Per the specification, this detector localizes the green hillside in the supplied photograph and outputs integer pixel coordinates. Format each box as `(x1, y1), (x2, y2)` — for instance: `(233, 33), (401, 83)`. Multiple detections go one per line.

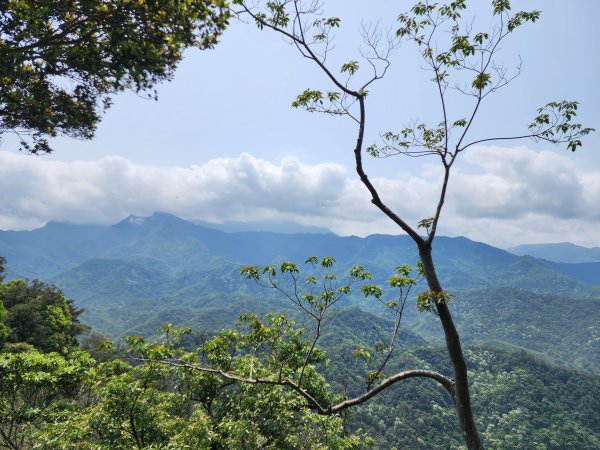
(2, 213), (599, 372)
(2, 215), (600, 448)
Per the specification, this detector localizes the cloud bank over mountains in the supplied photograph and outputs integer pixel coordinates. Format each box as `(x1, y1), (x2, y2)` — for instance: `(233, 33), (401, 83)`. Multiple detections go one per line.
(1, 145), (598, 247)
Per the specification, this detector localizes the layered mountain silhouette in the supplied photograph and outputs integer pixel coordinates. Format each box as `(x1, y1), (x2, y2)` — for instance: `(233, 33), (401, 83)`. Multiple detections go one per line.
(1, 212), (599, 370)
(508, 242), (600, 264)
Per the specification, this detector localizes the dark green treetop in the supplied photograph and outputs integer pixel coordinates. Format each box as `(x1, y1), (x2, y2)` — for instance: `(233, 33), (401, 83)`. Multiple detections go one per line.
(0, 278), (88, 353)
(0, 0), (230, 153)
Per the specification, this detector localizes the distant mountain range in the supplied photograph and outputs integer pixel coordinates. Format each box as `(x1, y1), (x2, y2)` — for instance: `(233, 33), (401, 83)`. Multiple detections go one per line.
(1, 212), (599, 371)
(3, 212), (599, 288)
(196, 218), (333, 235)
(508, 242), (600, 264)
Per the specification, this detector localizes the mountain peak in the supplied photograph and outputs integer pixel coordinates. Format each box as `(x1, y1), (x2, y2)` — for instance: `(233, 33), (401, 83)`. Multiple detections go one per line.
(149, 211), (188, 223)
(124, 215), (146, 225)
(113, 212), (189, 229)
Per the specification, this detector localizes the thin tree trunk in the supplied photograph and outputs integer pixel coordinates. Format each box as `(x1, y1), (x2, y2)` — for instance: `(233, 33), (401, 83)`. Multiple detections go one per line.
(351, 94), (483, 449)
(418, 242), (483, 450)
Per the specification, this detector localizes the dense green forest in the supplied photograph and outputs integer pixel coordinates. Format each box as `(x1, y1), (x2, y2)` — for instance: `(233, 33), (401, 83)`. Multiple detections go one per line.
(1, 280), (599, 448)
(1, 0), (598, 447)
(0, 224), (600, 449)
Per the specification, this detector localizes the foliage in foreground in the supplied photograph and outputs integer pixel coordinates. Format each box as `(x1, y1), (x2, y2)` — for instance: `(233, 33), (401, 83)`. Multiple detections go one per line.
(1, 257), (600, 449)
(0, 0), (230, 154)
(31, 319), (369, 449)
(0, 278), (88, 354)
(1, 311), (600, 449)
(20, 318), (600, 450)
(0, 264), (368, 449)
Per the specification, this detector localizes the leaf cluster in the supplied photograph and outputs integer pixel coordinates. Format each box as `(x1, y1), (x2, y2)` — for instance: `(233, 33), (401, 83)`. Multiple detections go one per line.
(365, 0), (593, 211)
(529, 101), (595, 152)
(0, 0), (230, 153)
(416, 290), (455, 313)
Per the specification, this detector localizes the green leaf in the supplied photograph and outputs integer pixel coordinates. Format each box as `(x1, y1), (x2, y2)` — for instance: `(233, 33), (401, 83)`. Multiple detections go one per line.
(349, 265), (372, 280)
(417, 217), (434, 231)
(472, 72), (491, 90)
(337, 285), (351, 295)
(361, 284), (382, 299)
(263, 265), (276, 276)
(416, 290), (455, 312)
(240, 266), (260, 280)
(305, 256), (319, 265)
(352, 347), (372, 363)
(292, 89), (324, 110)
(388, 275), (416, 288)
(340, 61), (359, 75)
(280, 262), (299, 274)
(321, 256), (336, 268)
(325, 17), (341, 28)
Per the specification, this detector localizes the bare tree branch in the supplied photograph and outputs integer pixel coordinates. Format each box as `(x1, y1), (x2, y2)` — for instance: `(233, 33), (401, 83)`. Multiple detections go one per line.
(140, 357), (454, 416)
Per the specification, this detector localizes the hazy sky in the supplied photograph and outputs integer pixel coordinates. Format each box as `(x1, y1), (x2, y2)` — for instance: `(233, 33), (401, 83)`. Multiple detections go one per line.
(1, 0), (599, 248)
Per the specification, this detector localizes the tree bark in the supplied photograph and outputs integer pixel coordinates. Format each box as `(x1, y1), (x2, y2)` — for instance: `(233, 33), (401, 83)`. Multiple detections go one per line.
(417, 241), (483, 450)
(352, 94), (483, 449)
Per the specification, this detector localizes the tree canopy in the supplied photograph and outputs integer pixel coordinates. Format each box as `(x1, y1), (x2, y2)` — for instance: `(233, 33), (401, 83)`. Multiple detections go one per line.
(0, 278), (88, 353)
(0, 0), (229, 153)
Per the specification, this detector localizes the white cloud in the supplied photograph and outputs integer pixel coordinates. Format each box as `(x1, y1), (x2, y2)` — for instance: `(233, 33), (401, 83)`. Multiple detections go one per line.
(442, 146), (600, 245)
(450, 146), (586, 219)
(1, 145), (599, 247)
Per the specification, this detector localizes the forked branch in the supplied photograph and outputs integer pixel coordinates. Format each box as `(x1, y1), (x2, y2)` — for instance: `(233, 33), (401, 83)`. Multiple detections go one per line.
(144, 357), (455, 415)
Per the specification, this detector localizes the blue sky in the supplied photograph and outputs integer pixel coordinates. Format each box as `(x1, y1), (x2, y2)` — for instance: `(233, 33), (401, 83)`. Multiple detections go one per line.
(1, 0), (599, 247)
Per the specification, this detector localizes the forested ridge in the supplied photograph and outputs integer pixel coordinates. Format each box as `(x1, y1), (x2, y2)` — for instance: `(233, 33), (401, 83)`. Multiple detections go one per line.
(1, 218), (600, 448)
(1, 0), (598, 447)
